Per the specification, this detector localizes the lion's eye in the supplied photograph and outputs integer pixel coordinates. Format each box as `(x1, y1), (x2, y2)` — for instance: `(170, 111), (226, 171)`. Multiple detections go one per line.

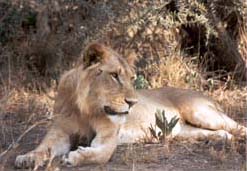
(110, 72), (118, 80)
(131, 75), (137, 81)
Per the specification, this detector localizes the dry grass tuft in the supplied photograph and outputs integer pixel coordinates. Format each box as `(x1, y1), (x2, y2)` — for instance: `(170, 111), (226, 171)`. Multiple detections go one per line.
(150, 55), (204, 90)
(209, 87), (247, 124)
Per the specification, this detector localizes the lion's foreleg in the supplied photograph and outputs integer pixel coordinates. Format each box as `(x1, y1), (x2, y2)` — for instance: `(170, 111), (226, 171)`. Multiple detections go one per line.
(62, 142), (116, 166)
(15, 126), (70, 169)
(62, 121), (118, 166)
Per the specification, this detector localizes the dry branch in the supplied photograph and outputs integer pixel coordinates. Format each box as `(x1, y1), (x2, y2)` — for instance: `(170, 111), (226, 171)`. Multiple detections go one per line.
(0, 119), (48, 159)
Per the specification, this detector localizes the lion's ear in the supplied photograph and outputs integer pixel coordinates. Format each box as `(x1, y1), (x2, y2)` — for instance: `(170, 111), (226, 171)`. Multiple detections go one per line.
(125, 50), (137, 66)
(83, 43), (108, 68)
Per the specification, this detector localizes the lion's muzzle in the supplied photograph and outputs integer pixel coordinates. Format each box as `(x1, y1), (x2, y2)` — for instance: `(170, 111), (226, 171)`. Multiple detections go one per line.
(125, 97), (138, 108)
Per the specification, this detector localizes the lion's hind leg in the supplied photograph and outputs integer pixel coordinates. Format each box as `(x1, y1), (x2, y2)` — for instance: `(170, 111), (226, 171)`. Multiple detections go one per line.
(175, 123), (233, 140)
(181, 101), (246, 135)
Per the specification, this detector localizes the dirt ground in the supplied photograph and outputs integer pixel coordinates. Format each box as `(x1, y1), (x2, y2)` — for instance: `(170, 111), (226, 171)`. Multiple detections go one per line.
(0, 112), (246, 171)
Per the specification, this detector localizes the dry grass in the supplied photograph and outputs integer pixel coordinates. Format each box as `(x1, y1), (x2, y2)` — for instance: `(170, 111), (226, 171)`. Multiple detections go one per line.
(209, 87), (247, 124)
(0, 89), (53, 153)
(147, 55), (204, 90)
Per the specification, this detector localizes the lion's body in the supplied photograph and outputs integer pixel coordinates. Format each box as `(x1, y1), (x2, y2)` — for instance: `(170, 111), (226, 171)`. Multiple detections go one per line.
(15, 43), (246, 169)
(119, 88), (239, 143)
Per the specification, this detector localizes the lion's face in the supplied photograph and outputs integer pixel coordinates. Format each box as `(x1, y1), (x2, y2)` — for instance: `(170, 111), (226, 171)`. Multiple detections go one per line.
(77, 43), (138, 123)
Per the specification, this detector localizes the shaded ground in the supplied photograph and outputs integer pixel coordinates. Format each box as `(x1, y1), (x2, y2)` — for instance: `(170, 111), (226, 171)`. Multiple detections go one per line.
(0, 109), (246, 171)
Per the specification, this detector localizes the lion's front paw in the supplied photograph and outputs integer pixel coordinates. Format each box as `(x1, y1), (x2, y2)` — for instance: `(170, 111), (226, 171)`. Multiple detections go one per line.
(15, 152), (47, 169)
(62, 147), (89, 166)
(62, 151), (80, 167)
(15, 153), (35, 169)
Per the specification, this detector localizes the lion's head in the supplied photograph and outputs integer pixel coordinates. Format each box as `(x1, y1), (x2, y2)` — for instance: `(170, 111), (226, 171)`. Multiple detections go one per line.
(73, 43), (138, 123)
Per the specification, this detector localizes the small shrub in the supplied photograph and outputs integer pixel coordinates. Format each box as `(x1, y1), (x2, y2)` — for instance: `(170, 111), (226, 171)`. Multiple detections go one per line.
(134, 75), (149, 89)
(149, 109), (179, 142)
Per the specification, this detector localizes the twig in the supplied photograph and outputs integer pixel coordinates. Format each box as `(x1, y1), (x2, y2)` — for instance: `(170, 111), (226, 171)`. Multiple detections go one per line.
(0, 119), (48, 159)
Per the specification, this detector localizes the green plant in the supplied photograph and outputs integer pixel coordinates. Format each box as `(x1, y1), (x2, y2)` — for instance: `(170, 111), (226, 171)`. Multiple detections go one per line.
(149, 109), (179, 142)
(134, 75), (149, 89)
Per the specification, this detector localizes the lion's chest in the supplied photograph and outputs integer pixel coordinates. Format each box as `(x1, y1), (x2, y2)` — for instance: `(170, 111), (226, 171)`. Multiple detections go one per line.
(107, 115), (127, 125)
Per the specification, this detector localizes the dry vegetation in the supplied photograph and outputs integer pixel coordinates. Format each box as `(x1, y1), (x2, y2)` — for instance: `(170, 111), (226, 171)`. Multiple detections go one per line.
(0, 0), (246, 170)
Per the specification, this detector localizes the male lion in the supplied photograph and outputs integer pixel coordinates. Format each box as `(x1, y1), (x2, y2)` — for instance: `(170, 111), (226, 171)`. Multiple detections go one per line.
(15, 43), (246, 169)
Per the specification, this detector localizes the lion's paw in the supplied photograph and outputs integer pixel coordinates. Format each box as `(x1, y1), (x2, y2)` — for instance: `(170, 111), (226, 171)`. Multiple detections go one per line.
(215, 130), (233, 140)
(239, 126), (247, 137)
(62, 151), (81, 166)
(15, 152), (46, 169)
(62, 147), (89, 166)
(15, 153), (35, 169)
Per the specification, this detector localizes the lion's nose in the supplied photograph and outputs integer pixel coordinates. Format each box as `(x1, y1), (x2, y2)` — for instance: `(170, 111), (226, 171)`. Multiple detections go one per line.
(125, 98), (138, 108)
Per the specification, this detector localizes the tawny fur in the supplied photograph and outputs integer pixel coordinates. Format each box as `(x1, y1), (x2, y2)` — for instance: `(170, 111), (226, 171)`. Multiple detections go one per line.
(15, 43), (246, 169)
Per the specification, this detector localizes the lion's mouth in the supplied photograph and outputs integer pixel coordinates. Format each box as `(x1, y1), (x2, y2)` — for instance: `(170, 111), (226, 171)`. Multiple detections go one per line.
(104, 106), (129, 115)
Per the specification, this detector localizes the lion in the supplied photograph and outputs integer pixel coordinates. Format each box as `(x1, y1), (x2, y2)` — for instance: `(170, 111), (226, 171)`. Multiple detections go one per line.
(15, 43), (246, 169)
